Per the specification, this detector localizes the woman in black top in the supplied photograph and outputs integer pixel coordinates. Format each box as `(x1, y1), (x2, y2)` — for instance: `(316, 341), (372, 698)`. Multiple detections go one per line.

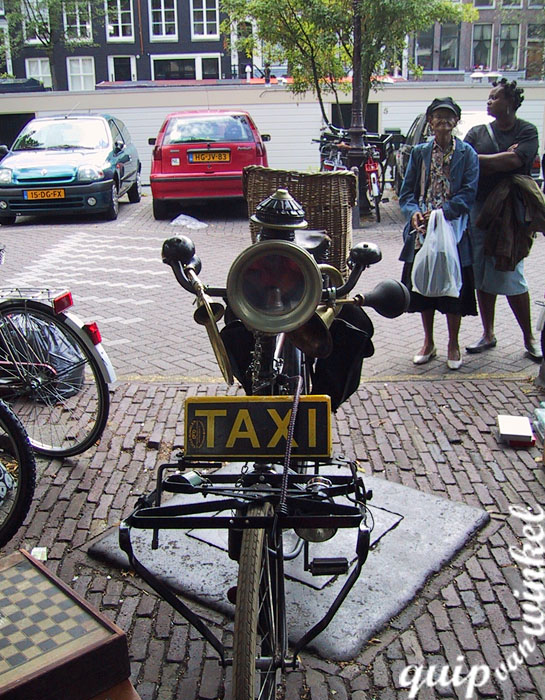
(464, 78), (542, 361)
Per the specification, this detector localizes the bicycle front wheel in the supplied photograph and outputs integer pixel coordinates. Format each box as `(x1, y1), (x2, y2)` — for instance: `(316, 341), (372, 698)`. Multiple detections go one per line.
(0, 302), (109, 457)
(232, 502), (284, 700)
(0, 399), (36, 548)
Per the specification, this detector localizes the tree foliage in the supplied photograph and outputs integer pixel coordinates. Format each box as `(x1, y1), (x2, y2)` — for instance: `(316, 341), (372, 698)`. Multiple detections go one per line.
(220, 0), (478, 123)
(5, 0), (103, 89)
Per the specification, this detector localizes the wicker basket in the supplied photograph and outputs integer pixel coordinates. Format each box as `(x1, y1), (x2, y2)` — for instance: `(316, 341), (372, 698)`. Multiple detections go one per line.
(243, 166), (357, 279)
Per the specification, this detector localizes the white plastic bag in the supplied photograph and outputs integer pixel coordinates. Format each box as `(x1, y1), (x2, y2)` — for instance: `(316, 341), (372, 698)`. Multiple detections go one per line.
(411, 209), (462, 298)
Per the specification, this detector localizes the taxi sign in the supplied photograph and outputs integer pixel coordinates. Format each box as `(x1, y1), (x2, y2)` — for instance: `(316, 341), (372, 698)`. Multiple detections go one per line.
(184, 395), (331, 460)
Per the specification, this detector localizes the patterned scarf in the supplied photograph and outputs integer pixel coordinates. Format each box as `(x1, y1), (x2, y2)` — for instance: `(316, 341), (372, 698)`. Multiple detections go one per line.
(425, 137), (455, 211)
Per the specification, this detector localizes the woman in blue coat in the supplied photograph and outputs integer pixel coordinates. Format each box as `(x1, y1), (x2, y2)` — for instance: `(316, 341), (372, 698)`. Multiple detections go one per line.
(399, 97), (479, 370)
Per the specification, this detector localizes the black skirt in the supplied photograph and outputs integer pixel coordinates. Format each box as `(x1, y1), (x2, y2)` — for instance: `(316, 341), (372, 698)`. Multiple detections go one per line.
(401, 260), (478, 316)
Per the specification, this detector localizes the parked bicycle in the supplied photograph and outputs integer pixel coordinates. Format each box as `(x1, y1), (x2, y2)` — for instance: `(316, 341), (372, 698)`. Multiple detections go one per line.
(316, 125), (391, 222)
(120, 189), (409, 699)
(0, 249), (116, 457)
(0, 398), (36, 548)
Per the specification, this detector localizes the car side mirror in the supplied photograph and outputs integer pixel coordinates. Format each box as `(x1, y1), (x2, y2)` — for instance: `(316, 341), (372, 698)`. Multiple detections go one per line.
(262, 134), (271, 142)
(0, 145), (8, 156)
(114, 140), (125, 154)
(148, 137), (156, 146)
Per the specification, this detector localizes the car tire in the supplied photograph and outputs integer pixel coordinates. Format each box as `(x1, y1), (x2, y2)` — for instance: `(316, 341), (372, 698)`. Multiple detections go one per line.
(152, 199), (169, 220)
(104, 182), (119, 221)
(0, 215), (16, 226)
(127, 170), (142, 203)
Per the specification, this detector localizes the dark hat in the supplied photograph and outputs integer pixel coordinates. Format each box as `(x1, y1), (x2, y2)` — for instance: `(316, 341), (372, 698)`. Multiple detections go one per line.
(426, 97), (461, 119)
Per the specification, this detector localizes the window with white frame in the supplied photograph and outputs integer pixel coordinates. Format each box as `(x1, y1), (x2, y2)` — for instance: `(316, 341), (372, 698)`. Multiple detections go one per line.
(414, 27), (434, 70)
(499, 24), (519, 70)
(502, 0), (522, 6)
(25, 57), (52, 87)
(64, 2), (92, 41)
(23, 0), (49, 45)
(149, 0), (177, 40)
(472, 24), (492, 70)
(151, 53), (220, 79)
(191, 0), (218, 39)
(106, 0), (134, 41)
(529, 0), (544, 7)
(474, 0), (494, 7)
(67, 56), (95, 90)
(0, 27), (12, 74)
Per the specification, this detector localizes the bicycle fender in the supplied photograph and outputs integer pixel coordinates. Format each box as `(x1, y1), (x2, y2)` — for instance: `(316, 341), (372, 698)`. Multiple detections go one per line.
(61, 310), (117, 384)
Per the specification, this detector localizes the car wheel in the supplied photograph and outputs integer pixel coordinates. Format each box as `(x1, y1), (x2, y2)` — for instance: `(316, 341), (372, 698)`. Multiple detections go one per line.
(127, 170), (142, 204)
(0, 215), (16, 226)
(152, 199), (169, 220)
(104, 183), (119, 221)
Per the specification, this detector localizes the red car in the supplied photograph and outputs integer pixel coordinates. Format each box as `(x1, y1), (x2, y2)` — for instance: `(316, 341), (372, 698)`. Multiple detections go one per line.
(148, 109), (270, 219)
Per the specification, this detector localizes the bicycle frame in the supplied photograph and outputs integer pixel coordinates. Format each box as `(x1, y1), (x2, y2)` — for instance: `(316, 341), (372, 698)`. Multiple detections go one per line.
(364, 155), (381, 197)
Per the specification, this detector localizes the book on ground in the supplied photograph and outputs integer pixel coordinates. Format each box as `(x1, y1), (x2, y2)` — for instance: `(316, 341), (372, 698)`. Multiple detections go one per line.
(497, 414), (535, 446)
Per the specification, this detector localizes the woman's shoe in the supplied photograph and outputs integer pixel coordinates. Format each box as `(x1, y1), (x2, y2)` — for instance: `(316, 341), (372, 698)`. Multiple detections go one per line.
(466, 337), (497, 354)
(413, 348), (437, 365)
(447, 348), (462, 370)
(525, 339), (543, 362)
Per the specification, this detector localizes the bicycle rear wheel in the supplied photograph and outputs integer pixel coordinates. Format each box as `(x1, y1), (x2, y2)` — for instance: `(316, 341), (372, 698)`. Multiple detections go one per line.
(232, 502), (284, 700)
(0, 399), (36, 548)
(0, 302), (109, 457)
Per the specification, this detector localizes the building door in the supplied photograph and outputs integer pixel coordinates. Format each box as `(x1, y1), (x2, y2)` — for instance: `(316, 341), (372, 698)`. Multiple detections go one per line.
(109, 56), (135, 82)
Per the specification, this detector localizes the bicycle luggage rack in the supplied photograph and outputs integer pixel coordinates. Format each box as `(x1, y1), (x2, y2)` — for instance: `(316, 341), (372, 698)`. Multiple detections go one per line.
(119, 454), (372, 668)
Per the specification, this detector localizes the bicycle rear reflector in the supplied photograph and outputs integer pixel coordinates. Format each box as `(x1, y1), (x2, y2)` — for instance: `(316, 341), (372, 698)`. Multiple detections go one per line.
(83, 322), (102, 345)
(53, 291), (74, 314)
(226, 240), (322, 333)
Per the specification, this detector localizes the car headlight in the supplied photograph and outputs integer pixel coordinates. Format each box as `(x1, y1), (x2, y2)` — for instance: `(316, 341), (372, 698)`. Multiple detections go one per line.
(76, 165), (104, 182)
(0, 169), (13, 185)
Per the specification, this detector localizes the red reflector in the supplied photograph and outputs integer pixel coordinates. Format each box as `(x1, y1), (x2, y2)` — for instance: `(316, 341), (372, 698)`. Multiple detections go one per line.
(83, 322), (102, 345)
(53, 291), (73, 313)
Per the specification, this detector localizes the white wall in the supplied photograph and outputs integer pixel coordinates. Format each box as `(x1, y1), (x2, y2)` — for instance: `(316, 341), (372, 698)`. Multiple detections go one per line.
(1, 81), (541, 185)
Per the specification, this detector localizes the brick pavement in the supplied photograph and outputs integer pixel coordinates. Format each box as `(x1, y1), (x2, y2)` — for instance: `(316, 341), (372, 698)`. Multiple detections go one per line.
(1, 190), (545, 700)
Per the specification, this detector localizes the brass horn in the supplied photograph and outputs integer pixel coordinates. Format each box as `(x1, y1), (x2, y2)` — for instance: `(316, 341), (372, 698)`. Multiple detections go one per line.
(287, 264), (345, 359)
(186, 268), (233, 385)
(193, 292), (225, 326)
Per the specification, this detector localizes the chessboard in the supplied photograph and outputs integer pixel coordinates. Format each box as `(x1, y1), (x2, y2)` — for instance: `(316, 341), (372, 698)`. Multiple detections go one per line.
(0, 550), (130, 700)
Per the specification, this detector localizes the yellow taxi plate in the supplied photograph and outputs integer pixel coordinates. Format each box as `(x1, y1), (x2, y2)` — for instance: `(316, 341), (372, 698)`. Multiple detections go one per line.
(189, 151), (230, 163)
(24, 189), (65, 200)
(185, 395), (331, 460)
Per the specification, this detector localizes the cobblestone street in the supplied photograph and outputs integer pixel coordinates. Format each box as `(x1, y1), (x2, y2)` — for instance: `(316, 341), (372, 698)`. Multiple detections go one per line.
(1, 191), (544, 699)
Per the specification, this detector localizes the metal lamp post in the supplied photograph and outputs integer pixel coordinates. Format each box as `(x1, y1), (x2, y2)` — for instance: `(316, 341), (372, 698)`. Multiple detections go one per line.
(347, 0), (365, 226)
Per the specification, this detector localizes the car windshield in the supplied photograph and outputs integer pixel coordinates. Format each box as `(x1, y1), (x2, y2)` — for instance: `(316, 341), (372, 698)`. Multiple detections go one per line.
(164, 115), (253, 145)
(12, 119), (110, 151)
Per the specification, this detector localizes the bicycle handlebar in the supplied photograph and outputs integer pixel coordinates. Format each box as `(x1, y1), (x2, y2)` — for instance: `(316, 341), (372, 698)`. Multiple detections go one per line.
(162, 237), (409, 320)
